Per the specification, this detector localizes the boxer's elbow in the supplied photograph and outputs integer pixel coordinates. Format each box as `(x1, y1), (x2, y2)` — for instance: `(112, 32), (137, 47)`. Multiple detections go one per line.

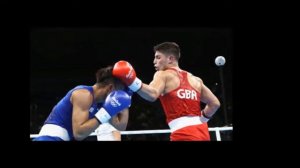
(73, 127), (89, 141)
(211, 99), (221, 111)
(147, 91), (160, 102)
(147, 95), (158, 102)
(73, 132), (86, 141)
(140, 94), (157, 102)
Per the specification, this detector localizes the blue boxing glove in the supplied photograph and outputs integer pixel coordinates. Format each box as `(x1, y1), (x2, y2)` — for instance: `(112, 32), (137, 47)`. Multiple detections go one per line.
(94, 90), (131, 124)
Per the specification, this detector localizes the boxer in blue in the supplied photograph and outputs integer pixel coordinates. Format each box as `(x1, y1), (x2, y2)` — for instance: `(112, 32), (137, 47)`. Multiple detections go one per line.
(33, 66), (131, 141)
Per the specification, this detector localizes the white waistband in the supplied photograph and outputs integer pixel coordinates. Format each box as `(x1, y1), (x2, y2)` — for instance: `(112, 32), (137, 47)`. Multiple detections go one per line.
(168, 116), (203, 132)
(38, 124), (70, 141)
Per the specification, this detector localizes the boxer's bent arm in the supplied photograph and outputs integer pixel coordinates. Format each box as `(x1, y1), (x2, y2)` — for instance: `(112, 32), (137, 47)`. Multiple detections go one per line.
(198, 78), (221, 118)
(109, 108), (129, 131)
(137, 71), (166, 102)
(71, 90), (100, 141)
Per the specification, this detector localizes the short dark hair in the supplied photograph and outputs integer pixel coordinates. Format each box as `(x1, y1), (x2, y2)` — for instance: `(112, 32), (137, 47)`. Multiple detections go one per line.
(96, 66), (124, 90)
(154, 42), (181, 60)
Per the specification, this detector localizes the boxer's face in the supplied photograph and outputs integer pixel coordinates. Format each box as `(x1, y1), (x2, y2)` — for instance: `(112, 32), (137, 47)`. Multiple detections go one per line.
(154, 51), (169, 71)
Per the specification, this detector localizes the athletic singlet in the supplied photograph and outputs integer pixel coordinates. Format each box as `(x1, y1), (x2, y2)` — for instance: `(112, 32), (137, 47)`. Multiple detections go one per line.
(44, 85), (102, 140)
(159, 68), (201, 123)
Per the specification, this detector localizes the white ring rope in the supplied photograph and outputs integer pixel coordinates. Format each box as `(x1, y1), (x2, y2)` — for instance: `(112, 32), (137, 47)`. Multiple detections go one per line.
(30, 126), (232, 141)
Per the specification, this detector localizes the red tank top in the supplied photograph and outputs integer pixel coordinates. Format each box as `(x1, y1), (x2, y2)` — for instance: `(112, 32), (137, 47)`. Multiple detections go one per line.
(159, 68), (201, 123)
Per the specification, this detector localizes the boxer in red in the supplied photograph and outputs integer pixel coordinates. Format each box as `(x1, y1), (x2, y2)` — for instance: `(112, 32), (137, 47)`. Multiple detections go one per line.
(113, 42), (220, 141)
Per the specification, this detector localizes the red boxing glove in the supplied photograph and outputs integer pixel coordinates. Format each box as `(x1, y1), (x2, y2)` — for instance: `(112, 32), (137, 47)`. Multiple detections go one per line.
(113, 60), (142, 92)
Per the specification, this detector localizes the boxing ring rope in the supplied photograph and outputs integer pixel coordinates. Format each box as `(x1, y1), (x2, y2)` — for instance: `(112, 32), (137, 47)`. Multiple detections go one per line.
(30, 126), (232, 141)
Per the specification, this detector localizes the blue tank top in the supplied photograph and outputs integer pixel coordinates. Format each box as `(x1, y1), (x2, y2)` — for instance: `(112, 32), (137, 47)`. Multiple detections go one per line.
(44, 85), (102, 140)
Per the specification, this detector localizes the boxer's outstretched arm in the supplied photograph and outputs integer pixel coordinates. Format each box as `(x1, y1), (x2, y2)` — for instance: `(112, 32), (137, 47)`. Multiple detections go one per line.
(137, 71), (166, 102)
(112, 60), (165, 102)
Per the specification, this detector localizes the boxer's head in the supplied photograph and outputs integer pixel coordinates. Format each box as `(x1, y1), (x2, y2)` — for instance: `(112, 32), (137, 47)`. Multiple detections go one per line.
(153, 42), (181, 70)
(96, 66), (125, 97)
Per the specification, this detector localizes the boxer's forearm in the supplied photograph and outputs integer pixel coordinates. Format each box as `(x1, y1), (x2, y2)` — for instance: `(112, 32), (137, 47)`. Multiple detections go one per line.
(73, 118), (100, 141)
(137, 71), (166, 102)
(110, 108), (129, 131)
(137, 83), (160, 102)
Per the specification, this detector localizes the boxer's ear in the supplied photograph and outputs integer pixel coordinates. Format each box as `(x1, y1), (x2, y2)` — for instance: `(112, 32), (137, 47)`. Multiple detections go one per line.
(168, 55), (176, 64)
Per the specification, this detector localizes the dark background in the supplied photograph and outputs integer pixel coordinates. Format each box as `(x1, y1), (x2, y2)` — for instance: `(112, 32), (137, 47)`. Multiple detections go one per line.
(30, 27), (233, 140)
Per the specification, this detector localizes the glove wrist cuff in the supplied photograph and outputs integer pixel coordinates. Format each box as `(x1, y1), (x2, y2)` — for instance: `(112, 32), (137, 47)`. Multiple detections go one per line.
(95, 108), (111, 124)
(200, 110), (211, 123)
(200, 116), (209, 123)
(128, 77), (142, 92)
